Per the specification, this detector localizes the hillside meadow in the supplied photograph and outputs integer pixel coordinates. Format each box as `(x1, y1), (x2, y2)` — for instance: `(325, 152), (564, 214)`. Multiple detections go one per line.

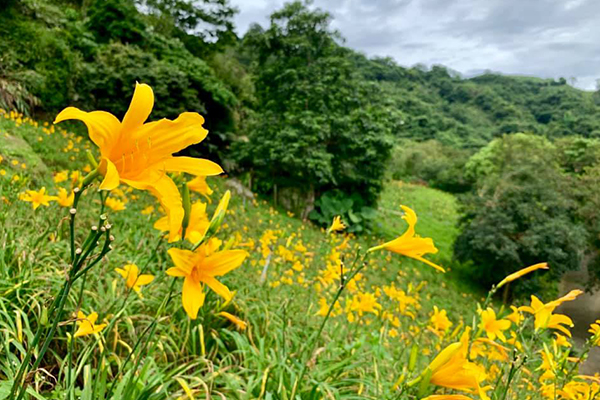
(0, 94), (598, 399)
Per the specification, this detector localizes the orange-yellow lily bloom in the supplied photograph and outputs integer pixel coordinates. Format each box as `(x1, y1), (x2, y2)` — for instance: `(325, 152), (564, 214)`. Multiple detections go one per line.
(166, 243), (248, 319)
(20, 187), (57, 210)
(74, 311), (107, 338)
(368, 205), (444, 272)
(479, 308), (511, 342)
(327, 215), (346, 234)
(54, 83), (223, 241)
(520, 290), (583, 337)
(425, 330), (489, 399)
(115, 264), (154, 297)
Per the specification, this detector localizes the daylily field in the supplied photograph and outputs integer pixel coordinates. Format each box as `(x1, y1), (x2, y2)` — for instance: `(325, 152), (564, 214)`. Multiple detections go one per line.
(1, 85), (600, 400)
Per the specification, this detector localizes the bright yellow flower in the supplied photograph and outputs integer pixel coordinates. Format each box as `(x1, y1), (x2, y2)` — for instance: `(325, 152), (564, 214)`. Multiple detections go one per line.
(479, 308), (511, 342)
(188, 175), (213, 201)
(115, 264), (154, 297)
(154, 201), (209, 243)
(327, 215), (346, 234)
(349, 292), (382, 316)
(141, 205), (154, 215)
(589, 320), (600, 346)
(368, 205), (444, 272)
(506, 305), (523, 325)
(105, 197), (126, 211)
(56, 187), (74, 207)
(166, 243), (248, 319)
(20, 187), (57, 210)
(424, 329), (489, 399)
(430, 306), (452, 333)
(53, 170), (69, 183)
(54, 83), (223, 241)
(218, 311), (247, 330)
(74, 311), (107, 338)
(520, 290), (582, 337)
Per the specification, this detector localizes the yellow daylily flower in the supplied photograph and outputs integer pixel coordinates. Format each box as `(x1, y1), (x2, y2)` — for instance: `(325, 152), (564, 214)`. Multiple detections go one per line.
(188, 175), (213, 201)
(520, 290), (582, 337)
(20, 187), (57, 210)
(425, 329), (489, 399)
(166, 242), (248, 319)
(327, 215), (346, 234)
(54, 83), (223, 241)
(74, 311), (107, 338)
(496, 262), (549, 289)
(56, 187), (74, 207)
(218, 311), (247, 330)
(368, 205), (444, 272)
(141, 205), (155, 215)
(589, 320), (600, 345)
(53, 170), (69, 183)
(105, 197), (126, 211)
(430, 306), (453, 333)
(115, 264), (154, 297)
(479, 308), (511, 342)
(154, 201), (209, 243)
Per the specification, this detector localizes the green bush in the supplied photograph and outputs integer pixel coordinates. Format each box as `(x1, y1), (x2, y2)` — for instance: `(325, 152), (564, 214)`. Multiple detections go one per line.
(309, 190), (377, 233)
(455, 134), (589, 294)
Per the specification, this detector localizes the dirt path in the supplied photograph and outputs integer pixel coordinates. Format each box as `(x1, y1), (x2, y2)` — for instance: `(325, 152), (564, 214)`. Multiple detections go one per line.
(558, 270), (600, 374)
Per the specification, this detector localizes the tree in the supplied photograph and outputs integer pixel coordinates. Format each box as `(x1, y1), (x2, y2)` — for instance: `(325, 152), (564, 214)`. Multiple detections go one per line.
(234, 1), (397, 220)
(455, 134), (588, 294)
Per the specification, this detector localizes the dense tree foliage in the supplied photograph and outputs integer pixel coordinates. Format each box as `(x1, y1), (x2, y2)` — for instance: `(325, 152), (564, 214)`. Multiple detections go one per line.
(454, 134), (600, 294)
(233, 2), (398, 219)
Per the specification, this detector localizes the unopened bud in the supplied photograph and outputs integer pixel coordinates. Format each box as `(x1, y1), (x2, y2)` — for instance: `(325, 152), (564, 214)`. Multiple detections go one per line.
(109, 235), (115, 241)
(181, 183), (191, 237)
(40, 307), (48, 326)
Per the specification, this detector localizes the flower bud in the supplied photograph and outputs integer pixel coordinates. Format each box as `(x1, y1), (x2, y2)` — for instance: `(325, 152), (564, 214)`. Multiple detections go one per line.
(181, 182), (191, 238)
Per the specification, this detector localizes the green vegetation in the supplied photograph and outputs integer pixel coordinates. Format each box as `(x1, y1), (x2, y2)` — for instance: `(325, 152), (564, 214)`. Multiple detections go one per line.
(0, 111), (484, 399)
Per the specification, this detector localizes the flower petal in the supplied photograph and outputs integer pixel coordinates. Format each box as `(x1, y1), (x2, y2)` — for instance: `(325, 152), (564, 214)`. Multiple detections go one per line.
(202, 275), (233, 301)
(121, 83), (154, 133)
(54, 107), (120, 153)
(133, 112), (208, 163)
(126, 172), (183, 242)
(167, 248), (199, 275)
(99, 158), (120, 190)
(135, 274), (154, 286)
(160, 156), (223, 177)
(203, 250), (248, 276)
(182, 276), (205, 319)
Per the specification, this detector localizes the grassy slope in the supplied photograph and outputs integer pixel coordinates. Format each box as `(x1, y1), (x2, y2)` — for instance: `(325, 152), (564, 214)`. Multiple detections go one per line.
(0, 112), (485, 398)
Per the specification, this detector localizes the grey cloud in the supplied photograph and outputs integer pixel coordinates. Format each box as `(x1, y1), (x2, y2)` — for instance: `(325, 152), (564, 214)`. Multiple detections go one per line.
(230, 0), (600, 89)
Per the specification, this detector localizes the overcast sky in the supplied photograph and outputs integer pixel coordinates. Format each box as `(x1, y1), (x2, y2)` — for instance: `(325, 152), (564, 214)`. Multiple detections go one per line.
(229, 0), (600, 90)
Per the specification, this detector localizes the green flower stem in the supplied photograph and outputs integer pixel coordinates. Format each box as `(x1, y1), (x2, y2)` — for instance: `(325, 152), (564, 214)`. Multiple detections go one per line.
(11, 170), (100, 400)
